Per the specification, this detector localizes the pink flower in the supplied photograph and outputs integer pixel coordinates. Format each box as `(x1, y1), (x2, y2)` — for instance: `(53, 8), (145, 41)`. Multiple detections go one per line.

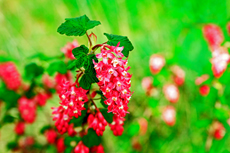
(0, 62), (21, 90)
(14, 122), (25, 135)
(90, 144), (104, 153)
(74, 141), (89, 153)
(88, 112), (107, 136)
(211, 47), (230, 78)
(59, 80), (88, 118)
(195, 74), (209, 85)
(171, 65), (185, 86)
(162, 106), (176, 126)
(213, 121), (226, 140)
(95, 44), (132, 117)
(61, 40), (79, 59)
(56, 138), (66, 153)
(199, 85), (210, 96)
(52, 106), (71, 134)
(18, 97), (37, 123)
(149, 54), (165, 74)
(203, 24), (224, 51)
(45, 129), (57, 144)
(109, 115), (125, 136)
(34, 92), (52, 106)
(163, 84), (179, 103)
(68, 123), (77, 136)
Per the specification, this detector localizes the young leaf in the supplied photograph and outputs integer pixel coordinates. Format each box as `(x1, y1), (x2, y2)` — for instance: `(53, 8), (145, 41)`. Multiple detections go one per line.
(57, 15), (101, 36)
(100, 109), (113, 123)
(104, 33), (134, 57)
(82, 128), (101, 148)
(47, 60), (67, 75)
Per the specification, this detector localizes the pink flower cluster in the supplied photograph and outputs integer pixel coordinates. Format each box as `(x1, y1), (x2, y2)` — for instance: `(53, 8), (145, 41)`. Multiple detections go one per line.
(52, 106), (71, 134)
(203, 24), (230, 78)
(162, 106), (176, 126)
(149, 54), (165, 74)
(88, 112), (107, 136)
(59, 80), (88, 118)
(45, 129), (57, 144)
(61, 40), (79, 59)
(18, 97), (37, 123)
(109, 115), (125, 136)
(34, 92), (51, 106)
(14, 122), (25, 135)
(90, 144), (104, 153)
(163, 84), (179, 103)
(94, 44), (132, 117)
(74, 141), (89, 153)
(0, 62), (21, 90)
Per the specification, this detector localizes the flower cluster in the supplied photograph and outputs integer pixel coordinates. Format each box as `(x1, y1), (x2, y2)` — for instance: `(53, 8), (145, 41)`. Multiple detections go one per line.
(52, 106), (71, 134)
(171, 65), (185, 86)
(61, 40), (79, 59)
(56, 138), (66, 153)
(18, 97), (37, 123)
(55, 72), (73, 94)
(74, 141), (89, 153)
(14, 122), (25, 135)
(213, 121), (226, 140)
(163, 84), (179, 103)
(94, 44), (132, 117)
(68, 123), (77, 136)
(203, 24), (230, 78)
(45, 129), (58, 144)
(0, 62), (21, 90)
(59, 80), (88, 118)
(90, 144), (104, 153)
(34, 92), (51, 106)
(162, 106), (176, 126)
(149, 54), (165, 74)
(88, 112), (107, 136)
(109, 114), (125, 136)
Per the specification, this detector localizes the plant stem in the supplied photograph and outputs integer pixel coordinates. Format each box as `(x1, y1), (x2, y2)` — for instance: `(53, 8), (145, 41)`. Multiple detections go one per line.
(86, 31), (92, 49)
(75, 71), (83, 87)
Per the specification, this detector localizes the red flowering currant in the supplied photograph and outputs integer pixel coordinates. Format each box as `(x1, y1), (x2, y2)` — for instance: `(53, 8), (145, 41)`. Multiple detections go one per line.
(203, 24), (224, 51)
(0, 62), (21, 90)
(74, 141), (89, 153)
(44, 129), (58, 144)
(199, 85), (210, 96)
(61, 40), (79, 60)
(56, 138), (66, 153)
(90, 144), (104, 153)
(18, 97), (37, 123)
(14, 122), (25, 135)
(109, 115), (125, 136)
(59, 80), (88, 118)
(88, 112), (107, 136)
(163, 84), (179, 103)
(149, 54), (165, 74)
(162, 106), (176, 126)
(52, 106), (71, 134)
(94, 43), (132, 117)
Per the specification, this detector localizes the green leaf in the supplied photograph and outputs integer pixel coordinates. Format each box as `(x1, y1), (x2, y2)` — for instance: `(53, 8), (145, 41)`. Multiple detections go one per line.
(47, 60), (67, 75)
(64, 137), (81, 147)
(79, 55), (98, 90)
(82, 128), (101, 148)
(40, 125), (52, 134)
(72, 45), (89, 58)
(3, 115), (15, 123)
(25, 63), (44, 80)
(7, 142), (18, 150)
(104, 33), (134, 57)
(57, 15), (101, 36)
(0, 85), (20, 109)
(100, 109), (113, 123)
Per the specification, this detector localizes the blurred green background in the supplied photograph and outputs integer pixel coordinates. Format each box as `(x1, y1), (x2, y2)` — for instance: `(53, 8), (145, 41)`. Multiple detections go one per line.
(1, 0), (230, 152)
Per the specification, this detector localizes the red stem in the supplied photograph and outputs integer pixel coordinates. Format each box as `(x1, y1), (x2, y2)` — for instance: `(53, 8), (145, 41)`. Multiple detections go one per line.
(74, 71), (83, 87)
